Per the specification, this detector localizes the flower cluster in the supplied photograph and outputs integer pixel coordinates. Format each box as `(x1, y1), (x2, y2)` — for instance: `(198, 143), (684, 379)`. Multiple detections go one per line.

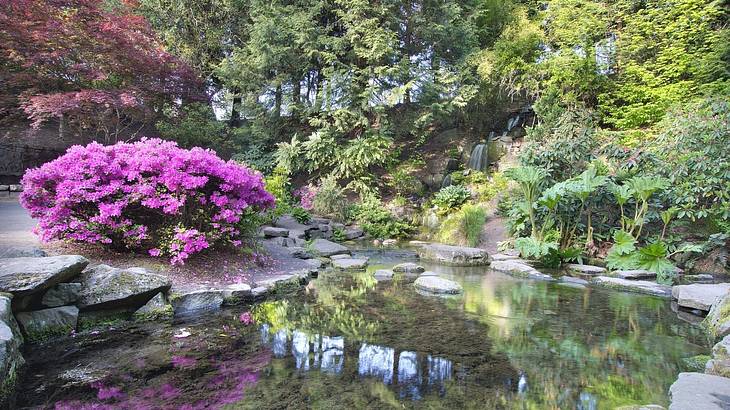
(21, 138), (274, 264)
(293, 184), (316, 210)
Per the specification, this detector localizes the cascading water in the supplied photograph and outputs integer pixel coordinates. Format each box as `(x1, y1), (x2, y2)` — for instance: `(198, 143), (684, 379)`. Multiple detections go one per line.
(466, 142), (489, 172)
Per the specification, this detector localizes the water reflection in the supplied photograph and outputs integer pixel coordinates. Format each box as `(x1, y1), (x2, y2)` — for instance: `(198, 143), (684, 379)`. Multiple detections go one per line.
(260, 325), (455, 400)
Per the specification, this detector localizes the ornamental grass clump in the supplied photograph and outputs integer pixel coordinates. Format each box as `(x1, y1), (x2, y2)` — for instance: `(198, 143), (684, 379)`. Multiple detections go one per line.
(20, 138), (274, 264)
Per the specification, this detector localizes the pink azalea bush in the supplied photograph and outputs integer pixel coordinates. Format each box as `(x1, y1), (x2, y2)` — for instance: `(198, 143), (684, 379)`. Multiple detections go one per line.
(293, 184), (316, 210)
(21, 138), (274, 264)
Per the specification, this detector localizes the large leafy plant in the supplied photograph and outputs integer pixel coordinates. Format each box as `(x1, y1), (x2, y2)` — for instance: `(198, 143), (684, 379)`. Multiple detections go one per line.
(432, 185), (472, 215)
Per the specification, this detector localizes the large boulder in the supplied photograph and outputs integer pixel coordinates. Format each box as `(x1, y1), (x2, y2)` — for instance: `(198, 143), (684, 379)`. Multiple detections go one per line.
(0, 246), (47, 259)
(15, 305), (78, 342)
(274, 215), (313, 232)
(76, 265), (171, 311)
(418, 243), (490, 266)
(0, 255), (88, 298)
(392, 263), (425, 274)
(704, 292), (730, 338)
(414, 276), (463, 295)
(171, 290), (224, 316)
(669, 372), (730, 409)
(672, 283), (730, 311)
(592, 276), (672, 297)
(310, 239), (350, 257)
(0, 295), (24, 408)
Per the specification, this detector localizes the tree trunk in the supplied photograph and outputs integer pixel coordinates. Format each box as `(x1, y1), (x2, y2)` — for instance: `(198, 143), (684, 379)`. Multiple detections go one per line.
(229, 94), (242, 127)
(274, 84), (282, 118)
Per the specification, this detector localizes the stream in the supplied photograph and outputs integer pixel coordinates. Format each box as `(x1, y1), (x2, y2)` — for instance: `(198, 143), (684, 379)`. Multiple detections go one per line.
(17, 248), (711, 409)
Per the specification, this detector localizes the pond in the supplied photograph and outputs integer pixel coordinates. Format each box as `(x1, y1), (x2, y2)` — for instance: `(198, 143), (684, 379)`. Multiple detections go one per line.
(18, 249), (711, 409)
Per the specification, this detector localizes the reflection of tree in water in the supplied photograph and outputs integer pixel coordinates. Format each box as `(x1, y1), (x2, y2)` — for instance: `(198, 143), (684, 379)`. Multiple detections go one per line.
(454, 273), (710, 409)
(244, 271), (520, 409)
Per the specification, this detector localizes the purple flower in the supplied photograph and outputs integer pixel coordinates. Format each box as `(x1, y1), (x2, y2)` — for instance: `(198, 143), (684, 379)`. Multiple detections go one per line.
(239, 311), (254, 325)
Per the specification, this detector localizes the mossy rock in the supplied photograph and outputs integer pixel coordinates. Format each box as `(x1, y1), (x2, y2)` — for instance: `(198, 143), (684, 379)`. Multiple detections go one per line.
(77, 310), (133, 332)
(681, 354), (711, 372)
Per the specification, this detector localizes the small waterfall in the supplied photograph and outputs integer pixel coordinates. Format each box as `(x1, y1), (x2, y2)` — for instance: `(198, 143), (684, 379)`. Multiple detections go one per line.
(467, 142), (489, 172)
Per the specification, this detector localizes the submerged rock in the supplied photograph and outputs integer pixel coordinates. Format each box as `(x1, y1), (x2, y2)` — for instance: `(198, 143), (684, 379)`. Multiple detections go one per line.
(414, 276), (463, 295)
(0, 255), (88, 298)
(16, 306), (78, 341)
(560, 276), (589, 285)
(592, 276), (672, 297)
(612, 269), (656, 280)
(418, 243), (490, 266)
(491, 260), (554, 281)
(310, 239), (350, 257)
(669, 372), (730, 409)
(564, 263), (606, 276)
(392, 263), (425, 274)
(41, 283), (82, 308)
(332, 258), (368, 270)
(171, 290), (224, 316)
(76, 265), (171, 311)
(672, 283), (730, 311)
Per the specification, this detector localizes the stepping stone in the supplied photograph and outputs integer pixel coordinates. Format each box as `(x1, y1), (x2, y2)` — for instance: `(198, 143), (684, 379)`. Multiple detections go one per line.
(592, 276), (671, 297)
(491, 253), (521, 262)
(418, 244), (490, 266)
(612, 269), (656, 280)
(16, 306), (79, 341)
(330, 254), (351, 260)
(77, 265), (171, 310)
(0, 255), (88, 297)
(564, 263), (606, 275)
(332, 258), (368, 270)
(172, 290), (224, 316)
(287, 247), (313, 259)
(392, 263), (425, 274)
(672, 283), (730, 311)
(374, 270), (394, 280)
(560, 276), (589, 285)
(414, 276), (463, 295)
(669, 372), (730, 409)
(304, 259), (324, 269)
(310, 239), (350, 257)
(491, 260), (555, 281)
(274, 215), (312, 231)
(262, 227), (289, 237)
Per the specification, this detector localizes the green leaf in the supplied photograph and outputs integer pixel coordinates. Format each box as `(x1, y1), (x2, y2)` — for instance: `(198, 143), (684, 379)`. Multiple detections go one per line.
(610, 230), (636, 255)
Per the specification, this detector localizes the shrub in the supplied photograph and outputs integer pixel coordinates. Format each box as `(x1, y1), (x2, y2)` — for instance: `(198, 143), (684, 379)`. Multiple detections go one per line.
(436, 204), (487, 247)
(264, 166), (292, 218)
(291, 207), (311, 224)
(293, 184), (316, 210)
(350, 195), (413, 239)
(21, 138), (274, 264)
(432, 185), (471, 215)
(311, 175), (349, 221)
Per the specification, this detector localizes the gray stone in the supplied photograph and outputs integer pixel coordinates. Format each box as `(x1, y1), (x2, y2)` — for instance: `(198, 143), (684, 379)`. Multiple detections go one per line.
(250, 286), (268, 299)
(311, 217), (331, 225)
(392, 263), (425, 274)
(256, 273), (308, 292)
(672, 283), (730, 311)
(8, 185), (22, 192)
(172, 290), (224, 316)
(418, 271), (440, 277)
(274, 215), (312, 231)
(560, 276), (589, 285)
(593, 276), (672, 297)
(41, 283), (82, 307)
(76, 265), (172, 310)
(134, 293), (172, 319)
(0, 246), (47, 258)
(668, 372), (730, 409)
(332, 258), (369, 270)
(0, 185), (8, 191)
(267, 237), (297, 247)
(344, 228), (364, 240)
(0, 295), (24, 407)
(382, 239), (397, 246)
(332, 223), (345, 230)
(613, 269), (656, 280)
(491, 260), (555, 281)
(491, 253), (521, 262)
(287, 247), (313, 259)
(304, 259), (324, 269)
(704, 292), (730, 338)
(705, 335), (730, 378)
(684, 274), (715, 283)
(262, 227), (289, 237)
(0, 255), (88, 297)
(221, 284), (252, 305)
(16, 306), (78, 341)
(374, 270), (394, 280)
(414, 276), (463, 295)
(564, 263), (606, 275)
(330, 254), (351, 260)
(289, 229), (307, 240)
(310, 239), (350, 257)
(418, 243), (490, 266)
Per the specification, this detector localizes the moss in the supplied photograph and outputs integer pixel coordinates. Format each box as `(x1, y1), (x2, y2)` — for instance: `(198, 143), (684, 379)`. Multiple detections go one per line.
(0, 366), (17, 407)
(681, 354), (711, 372)
(132, 304), (173, 322)
(24, 325), (74, 343)
(77, 311), (132, 332)
(703, 296), (730, 337)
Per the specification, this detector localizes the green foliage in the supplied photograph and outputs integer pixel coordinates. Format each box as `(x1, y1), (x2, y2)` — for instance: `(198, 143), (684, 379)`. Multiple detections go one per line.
(331, 227), (346, 242)
(432, 185), (472, 215)
(606, 230), (677, 284)
(264, 166), (292, 218)
(515, 236), (558, 260)
(349, 195), (413, 239)
(388, 162), (424, 196)
(436, 204), (487, 247)
(311, 175), (349, 221)
(157, 103), (231, 152)
(291, 207), (311, 224)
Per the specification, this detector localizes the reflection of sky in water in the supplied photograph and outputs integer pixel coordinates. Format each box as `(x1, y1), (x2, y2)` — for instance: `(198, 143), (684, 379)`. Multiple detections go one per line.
(260, 326), (454, 400)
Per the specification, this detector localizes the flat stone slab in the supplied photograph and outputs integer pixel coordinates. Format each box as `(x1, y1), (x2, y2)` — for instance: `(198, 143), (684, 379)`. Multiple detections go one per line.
(491, 253), (522, 262)
(332, 258), (368, 270)
(287, 247), (313, 259)
(669, 372), (730, 409)
(491, 260), (555, 281)
(255, 272), (308, 291)
(0, 255), (88, 297)
(418, 243), (490, 266)
(392, 263), (425, 274)
(564, 263), (606, 275)
(593, 276), (671, 297)
(76, 265), (172, 310)
(612, 269), (656, 280)
(0, 246), (47, 258)
(222, 283), (252, 301)
(16, 305), (79, 341)
(374, 270), (394, 280)
(672, 283), (730, 311)
(274, 215), (313, 231)
(310, 239), (350, 257)
(262, 227), (289, 237)
(330, 254), (350, 260)
(414, 276), (463, 294)
(172, 290), (224, 316)
(560, 276), (589, 285)
(304, 259), (323, 269)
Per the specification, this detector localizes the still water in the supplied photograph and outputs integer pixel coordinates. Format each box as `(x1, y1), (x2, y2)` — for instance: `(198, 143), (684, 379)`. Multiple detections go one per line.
(18, 250), (710, 409)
